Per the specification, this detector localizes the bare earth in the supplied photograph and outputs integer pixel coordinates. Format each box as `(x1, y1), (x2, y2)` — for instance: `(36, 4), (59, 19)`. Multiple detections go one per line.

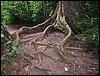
(6, 25), (99, 75)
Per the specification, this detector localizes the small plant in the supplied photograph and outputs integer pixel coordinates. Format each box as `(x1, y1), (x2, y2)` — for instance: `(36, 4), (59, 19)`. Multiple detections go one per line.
(1, 57), (15, 75)
(8, 45), (24, 57)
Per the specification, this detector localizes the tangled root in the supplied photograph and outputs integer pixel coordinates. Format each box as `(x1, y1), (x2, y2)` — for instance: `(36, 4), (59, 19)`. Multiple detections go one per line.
(11, 1), (73, 63)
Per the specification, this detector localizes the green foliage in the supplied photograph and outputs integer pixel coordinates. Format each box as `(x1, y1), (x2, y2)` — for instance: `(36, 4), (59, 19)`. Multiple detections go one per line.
(8, 45), (24, 57)
(66, 16), (82, 34)
(3, 13), (14, 25)
(7, 51), (15, 57)
(1, 1), (57, 26)
(84, 28), (99, 52)
(1, 26), (8, 50)
(78, 1), (99, 53)
(70, 1), (99, 53)
(66, 16), (75, 25)
(15, 46), (24, 56)
(1, 57), (13, 68)
(1, 57), (14, 74)
(1, 36), (7, 50)
(82, 1), (99, 18)
(78, 17), (99, 32)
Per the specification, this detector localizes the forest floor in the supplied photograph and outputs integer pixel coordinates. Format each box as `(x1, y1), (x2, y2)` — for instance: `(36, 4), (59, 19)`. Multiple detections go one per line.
(2, 25), (99, 75)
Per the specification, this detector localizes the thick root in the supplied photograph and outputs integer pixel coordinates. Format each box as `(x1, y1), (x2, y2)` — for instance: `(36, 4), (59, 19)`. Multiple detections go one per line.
(31, 41), (51, 74)
(36, 25), (54, 41)
(11, 1), (75, 71)
(10, 3), (59, 46)
(43, 25), (54, 36)
(16, 2), (58, 37)
(2, 2), (77, 74)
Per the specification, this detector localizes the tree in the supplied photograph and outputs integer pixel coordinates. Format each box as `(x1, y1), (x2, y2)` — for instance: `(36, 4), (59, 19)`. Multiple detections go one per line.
(2, 1), (81, 62)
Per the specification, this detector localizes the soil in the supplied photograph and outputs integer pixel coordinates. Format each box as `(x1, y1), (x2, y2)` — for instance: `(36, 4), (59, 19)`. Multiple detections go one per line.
(2, 25), (99, 75)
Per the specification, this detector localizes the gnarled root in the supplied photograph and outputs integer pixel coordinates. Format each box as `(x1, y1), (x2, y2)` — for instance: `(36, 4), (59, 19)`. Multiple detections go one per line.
(10, 1), (76, 73)
(14, 1), (73, 63)
(10, 2), (58, 46)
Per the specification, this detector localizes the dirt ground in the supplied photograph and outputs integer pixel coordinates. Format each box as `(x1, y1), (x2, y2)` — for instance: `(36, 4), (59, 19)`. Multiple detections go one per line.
(2, 25), (99, 75)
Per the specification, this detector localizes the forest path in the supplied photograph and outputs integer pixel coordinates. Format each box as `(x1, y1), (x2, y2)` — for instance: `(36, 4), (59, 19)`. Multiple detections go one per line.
(6, 25), (99, 75)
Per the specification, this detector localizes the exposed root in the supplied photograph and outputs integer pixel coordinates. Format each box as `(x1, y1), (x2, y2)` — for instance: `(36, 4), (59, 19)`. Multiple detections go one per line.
(41, 46), (47, 52)
(31, 41), (39, 52)
(34, 66), (51, 71)
(39, 55), (51, 74)
(21, 35), (35, 39)
(34, 23), (54, 42)
(37, 53), (51, 75)
(36, 42), (54, 48)
(24, 1), (74, 68)
(15, 2), (59, 37)
(20, 37), (35, 43)
(42, 25), (54, 38)
(7, 1), (77, 74)
(24, 52), (37, 60)
(31, 45), (56, 61)
(30, 40), (52, 74)
(66, 47), (82, 50)
(64, 60), (76, 73)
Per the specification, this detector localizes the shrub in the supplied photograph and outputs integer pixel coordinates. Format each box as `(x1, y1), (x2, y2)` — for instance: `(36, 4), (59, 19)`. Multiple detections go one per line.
(78, 1), (99, 53)
(1, 1), (57, 26)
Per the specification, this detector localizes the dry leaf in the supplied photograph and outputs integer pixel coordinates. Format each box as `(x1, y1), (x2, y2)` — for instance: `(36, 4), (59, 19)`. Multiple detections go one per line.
(65, 67), (68, 72)
(24, 66), (29, 72)
(71, 52), (74, 54)
(90, 67), (95, 70)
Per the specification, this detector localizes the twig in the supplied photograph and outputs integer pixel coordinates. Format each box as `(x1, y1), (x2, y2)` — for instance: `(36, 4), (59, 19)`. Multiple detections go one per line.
(32, 51), (56, 61)
(21, 35), (35, 39)
(34, 66), (51, 71)
(36, 42), (54, 48)
(66, 47), (82, 50)
(24, 52), (37, 59)
(31, 41), (39, 52)
(20, 37), (34, 43)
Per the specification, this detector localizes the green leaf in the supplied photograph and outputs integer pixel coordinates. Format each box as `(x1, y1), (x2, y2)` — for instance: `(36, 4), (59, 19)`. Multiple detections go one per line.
(49, 10), (53, 17)
(7, 52), (15, 57)
(16, 47), (24, 56)
(32, 13), (37, 18)
(12, 46), (16, 50)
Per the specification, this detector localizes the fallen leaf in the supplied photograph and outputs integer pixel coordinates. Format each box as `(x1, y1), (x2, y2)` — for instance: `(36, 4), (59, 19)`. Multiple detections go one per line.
(24, 66), (29, 72)
(90, 67), (95, 70)
(65, 67), (68, 72)
(71, 52), (74, 54)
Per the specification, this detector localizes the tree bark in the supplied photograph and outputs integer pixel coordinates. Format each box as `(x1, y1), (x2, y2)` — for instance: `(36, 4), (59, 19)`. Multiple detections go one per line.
(64, 1), (82, 21)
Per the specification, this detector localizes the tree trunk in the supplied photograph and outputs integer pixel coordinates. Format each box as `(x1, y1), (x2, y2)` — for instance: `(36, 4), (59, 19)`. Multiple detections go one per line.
(63, 1), (82, 34)
(64, 1), (82, 22)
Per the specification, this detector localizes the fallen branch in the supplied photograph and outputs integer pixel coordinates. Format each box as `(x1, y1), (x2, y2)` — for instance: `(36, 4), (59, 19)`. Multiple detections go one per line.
(34, 66), (51, 71)
(66, 47), (82, 50)
(36, 42), (54, 48)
